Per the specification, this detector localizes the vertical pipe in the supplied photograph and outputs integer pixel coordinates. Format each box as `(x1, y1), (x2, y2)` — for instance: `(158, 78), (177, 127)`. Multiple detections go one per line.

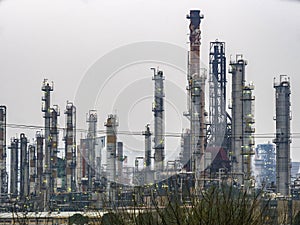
(41, 79), (53, 210)
(65, 102), (76, 192)
(9, 138), (18, 197)
(273, 75), (291, 196)
(0, 106), (8, 200)
(20, 133), (29, 198)
(29, 145), (36, 195)
(229, 55), (247, 185)
(152, 68), (165, 174)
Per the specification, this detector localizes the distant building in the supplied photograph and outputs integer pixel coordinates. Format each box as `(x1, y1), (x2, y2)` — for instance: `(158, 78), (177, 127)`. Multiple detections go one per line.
(254, 143), (276, 189)
(291, 162), (300, 180)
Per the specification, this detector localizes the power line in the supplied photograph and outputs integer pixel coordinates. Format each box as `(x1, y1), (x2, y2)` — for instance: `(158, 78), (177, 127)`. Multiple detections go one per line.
(5, 122), (300, 139)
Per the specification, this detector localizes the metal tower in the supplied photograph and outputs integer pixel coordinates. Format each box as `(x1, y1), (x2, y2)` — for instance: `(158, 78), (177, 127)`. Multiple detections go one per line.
(20, 133), (29, 198)
(36, 131), (44, 193)
(50, 105), (59, 194)
(41, 79), (53, 210)
(9, 138), (18, 197)
(242, 83), (255, 188)
(87, 110), (97, 191)
(186, 10), (206, 189)
(64, 102), (76, 192)
(117, 142), (123, 184)
(105, 114), (118, 204)
(143, 124), (152, 184)
(0, 106), (8, 201)
(29, 145), (36, 195)
(273, 75), (291, 196)
(180, 129), (191, 172)
(152, 68), (165, 174)
(144, 124), (152, 170)
(229, 55), (255, 187)
(208, 41), (227, 148)
(229, 55), (246, 184)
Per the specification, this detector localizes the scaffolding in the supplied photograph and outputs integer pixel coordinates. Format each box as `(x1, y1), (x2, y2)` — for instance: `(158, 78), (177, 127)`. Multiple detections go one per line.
(209, 41), (227, 148)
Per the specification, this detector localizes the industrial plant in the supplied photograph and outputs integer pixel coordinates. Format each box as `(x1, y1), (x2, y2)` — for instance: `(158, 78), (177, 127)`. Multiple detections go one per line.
(0, 9), (298, 224)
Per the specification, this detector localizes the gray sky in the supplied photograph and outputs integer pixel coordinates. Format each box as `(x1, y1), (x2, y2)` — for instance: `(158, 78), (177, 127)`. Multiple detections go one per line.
(0, 0), (299, 162)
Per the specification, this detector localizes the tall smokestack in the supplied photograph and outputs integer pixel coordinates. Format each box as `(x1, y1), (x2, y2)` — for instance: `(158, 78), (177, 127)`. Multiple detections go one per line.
(273, 75), (291, 196)
(187, 10), (206, 189)
(0, 106), (8, 200)
(152, 68), (165, 174)
(105, 114), (118, 203)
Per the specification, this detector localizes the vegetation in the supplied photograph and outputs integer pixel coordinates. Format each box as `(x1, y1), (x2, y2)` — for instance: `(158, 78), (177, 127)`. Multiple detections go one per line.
(100, 185), (277, 225)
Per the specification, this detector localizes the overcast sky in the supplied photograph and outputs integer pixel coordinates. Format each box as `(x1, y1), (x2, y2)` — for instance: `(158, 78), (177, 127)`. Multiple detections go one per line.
(0, 0), (299, 163)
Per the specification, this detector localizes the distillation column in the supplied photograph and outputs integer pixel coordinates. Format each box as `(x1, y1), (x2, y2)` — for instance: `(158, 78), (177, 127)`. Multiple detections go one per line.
(143, 125), (152, 183)
(0, 106), (8, 200)
(9, 138), (18, 197)
(105, 114), (118, 203)
(29, 145), (36, 195)
(50, 106), (59, 194)
(36, 131), (44, 209)
(242, 84), (255, 188)
(152, 68), (165, 173)
(187, 10), (206, 189)
(209, 41), (227, 147)
(273, 75), (291, 196)
(117, 142), (123, 184)
(87, 110), (97, 191)
(41, 79), (53, 209)
(64, 102), (76, 192)
(20, 133), (29, 198)
(229, 55), (247, 184)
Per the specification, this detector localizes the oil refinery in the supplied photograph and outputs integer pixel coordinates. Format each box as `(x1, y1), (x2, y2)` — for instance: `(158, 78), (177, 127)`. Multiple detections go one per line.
(0, 8), (298, 224)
